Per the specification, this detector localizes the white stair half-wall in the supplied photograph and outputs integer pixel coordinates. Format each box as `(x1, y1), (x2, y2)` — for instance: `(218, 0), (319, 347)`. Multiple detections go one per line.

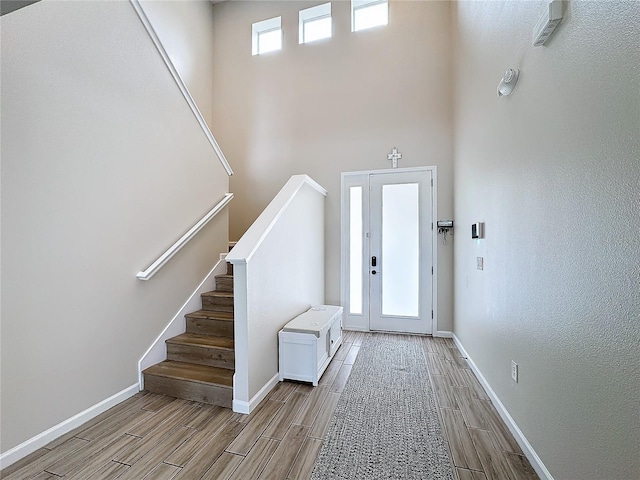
(227, 175), (327, 414)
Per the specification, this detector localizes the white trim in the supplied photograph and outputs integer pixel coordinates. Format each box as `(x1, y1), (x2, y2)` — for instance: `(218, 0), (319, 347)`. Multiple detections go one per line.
(434, 330), (452, 338)
(0, 384), (139, 469)
(299, 3), (332, 44)
(351, 0), (389, 32)
(129, 0), (234, 176)
(342, 319), (369, 331)
(252, 16), (282, 56)
(231, 263), (249, 408)
(452, 335), (554, 480)
(431, 167), (439, 334)
(232, 373), (280, 414)
(341, 327), (369, 332)
(340, 174), (369, 329)
(226, 175), (327, 266)
(343, 166), (433, 177)
(353, 0), (387, 7)
(137, 193), (233, 280)
(340, 167), (437, 335)
(137, 257), (228, 388)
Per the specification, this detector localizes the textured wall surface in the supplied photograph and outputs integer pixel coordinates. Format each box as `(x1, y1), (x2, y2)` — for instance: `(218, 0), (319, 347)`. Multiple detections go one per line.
(210, 0), (455, 332)
(453, 1), (640, 479)
(1, 0), (227, 452)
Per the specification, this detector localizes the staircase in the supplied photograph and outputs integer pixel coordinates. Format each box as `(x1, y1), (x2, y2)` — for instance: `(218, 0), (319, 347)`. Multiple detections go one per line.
(142, 262), (235, 408)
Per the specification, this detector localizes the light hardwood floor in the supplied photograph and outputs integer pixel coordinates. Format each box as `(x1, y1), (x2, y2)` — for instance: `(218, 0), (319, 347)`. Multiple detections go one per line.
(1, 332), (537, 480)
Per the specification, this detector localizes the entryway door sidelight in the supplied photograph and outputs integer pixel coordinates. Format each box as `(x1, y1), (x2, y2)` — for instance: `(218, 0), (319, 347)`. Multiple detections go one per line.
(341, 168), (434, 334)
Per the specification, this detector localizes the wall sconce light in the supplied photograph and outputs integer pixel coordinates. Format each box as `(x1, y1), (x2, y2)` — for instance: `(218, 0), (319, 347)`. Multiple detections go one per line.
(497, 68), (519, 97)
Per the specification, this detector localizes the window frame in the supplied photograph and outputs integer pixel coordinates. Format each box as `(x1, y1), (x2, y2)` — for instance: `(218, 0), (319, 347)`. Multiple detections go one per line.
(351, 0), (388, 33)
(252, 16), (282, 55)
(299, 3), (332, 44)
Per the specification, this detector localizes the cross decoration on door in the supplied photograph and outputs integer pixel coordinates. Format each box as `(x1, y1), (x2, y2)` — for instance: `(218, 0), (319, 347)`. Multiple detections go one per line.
(387, 147), (402, 169)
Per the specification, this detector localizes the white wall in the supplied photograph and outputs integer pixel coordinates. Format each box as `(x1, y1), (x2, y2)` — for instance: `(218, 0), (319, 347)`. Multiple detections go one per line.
(211, 0), (455, 332)
(0, 0), (227, 453)
(227, 176), (325, 409)
(453, 1), (640, 479)
(139, 0), (216, 128)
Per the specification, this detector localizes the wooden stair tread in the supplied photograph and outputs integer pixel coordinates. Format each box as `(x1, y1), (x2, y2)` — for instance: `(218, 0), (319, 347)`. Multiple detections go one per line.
(145, 264), (235, 405)
(143, 361), (233, 387)
(202, 290), (234, 299)
(185, 309), (234, 321)
(167, 333), (234, 350)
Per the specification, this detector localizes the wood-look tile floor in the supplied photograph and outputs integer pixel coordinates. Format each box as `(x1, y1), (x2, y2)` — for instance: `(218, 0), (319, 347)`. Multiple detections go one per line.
(1, 332), (538, 480)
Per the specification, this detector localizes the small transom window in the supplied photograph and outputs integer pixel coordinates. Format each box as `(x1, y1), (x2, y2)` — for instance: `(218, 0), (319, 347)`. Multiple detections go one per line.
(252, 16), (282, 55)
(352, 0), (388, 32)
(299, 3), (332, 44)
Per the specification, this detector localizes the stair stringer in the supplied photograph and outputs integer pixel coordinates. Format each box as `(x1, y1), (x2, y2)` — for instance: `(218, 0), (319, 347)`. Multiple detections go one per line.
(137, 253), (228, 389)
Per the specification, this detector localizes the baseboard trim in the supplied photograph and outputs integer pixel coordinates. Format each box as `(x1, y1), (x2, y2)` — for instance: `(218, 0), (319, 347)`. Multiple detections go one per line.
(452, 335), (554, 480)
(0, 383), (138, 469)
(434, 330), (453, 338)
(232, 373), (279, 414)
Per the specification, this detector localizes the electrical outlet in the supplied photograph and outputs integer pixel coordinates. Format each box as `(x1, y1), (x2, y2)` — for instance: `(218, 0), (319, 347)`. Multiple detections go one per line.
(511, 361), (518, 383)
(477, 257), (484, 270)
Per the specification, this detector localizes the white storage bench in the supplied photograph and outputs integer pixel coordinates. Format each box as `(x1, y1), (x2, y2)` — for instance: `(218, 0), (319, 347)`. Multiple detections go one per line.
(278, 305), (343, 386)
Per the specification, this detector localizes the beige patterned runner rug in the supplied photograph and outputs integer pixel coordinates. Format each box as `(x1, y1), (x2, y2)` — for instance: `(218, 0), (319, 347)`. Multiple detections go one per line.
(310, 333), (454, 480)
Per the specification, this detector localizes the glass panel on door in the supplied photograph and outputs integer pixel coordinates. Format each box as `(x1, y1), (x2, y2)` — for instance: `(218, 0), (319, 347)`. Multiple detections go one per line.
(381, 183), (420, 317)
(349, 186), (363, 315)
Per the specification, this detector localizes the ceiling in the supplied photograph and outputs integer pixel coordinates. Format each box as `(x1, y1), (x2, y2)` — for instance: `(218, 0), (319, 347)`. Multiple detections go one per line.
(1, 0), (40, 16)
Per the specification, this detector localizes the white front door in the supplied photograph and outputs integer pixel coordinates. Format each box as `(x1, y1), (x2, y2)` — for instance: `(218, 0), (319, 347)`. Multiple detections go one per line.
(342, 168), (434, 334)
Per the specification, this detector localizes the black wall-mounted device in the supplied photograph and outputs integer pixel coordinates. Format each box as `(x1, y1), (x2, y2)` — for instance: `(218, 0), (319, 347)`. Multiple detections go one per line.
(472, 222), (484, 239)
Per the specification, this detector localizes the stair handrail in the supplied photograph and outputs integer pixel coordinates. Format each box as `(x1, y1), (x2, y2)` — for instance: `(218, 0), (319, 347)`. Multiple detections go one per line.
(129, 0), (234, 177)
(137, 193), (234, 280)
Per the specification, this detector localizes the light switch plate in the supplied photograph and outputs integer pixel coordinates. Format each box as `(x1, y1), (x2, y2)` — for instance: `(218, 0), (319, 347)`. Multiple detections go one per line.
(477, 257), (484, 270)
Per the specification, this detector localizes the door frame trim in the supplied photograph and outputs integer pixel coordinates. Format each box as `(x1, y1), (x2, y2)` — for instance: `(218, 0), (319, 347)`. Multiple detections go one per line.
(340, 166), (438, 334)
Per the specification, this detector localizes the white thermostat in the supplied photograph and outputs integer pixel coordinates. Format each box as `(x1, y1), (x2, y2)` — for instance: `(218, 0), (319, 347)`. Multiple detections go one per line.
(471, 222), (484, 239)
